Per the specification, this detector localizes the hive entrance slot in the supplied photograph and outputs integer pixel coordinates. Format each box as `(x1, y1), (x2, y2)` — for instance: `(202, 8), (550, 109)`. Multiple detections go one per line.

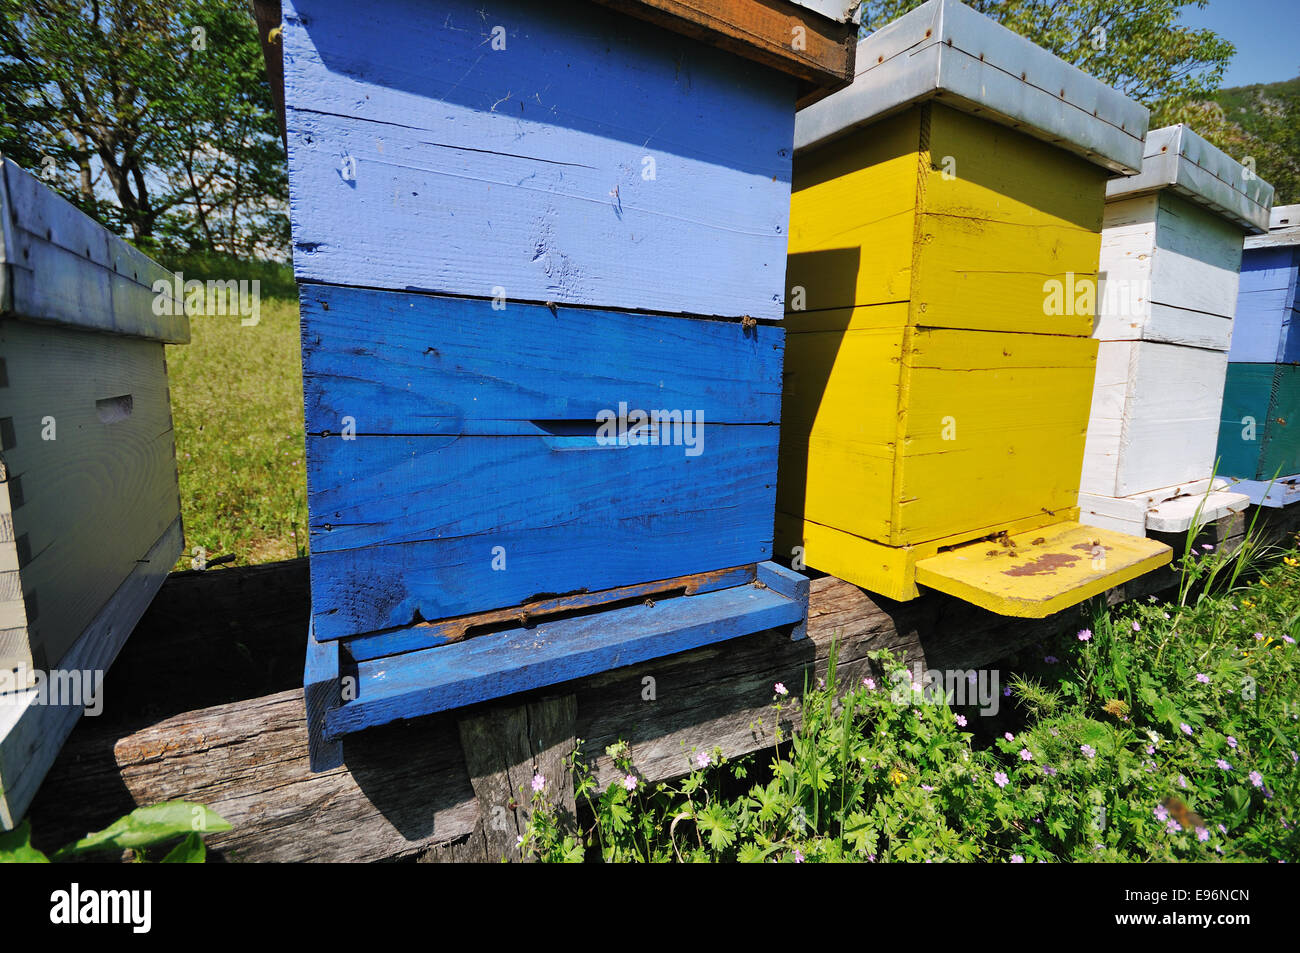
(95, 394), (133, 424)
(456, 584), (691, 642)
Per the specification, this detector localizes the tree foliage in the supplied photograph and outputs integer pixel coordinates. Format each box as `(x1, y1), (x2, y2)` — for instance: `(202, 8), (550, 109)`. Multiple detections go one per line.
(0, 0), (286, 255)
(859, 1), (1235, 108)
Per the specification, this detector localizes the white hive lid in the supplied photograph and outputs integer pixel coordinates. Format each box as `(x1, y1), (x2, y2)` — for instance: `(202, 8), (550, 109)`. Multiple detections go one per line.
(794, 0), (1149, 174)
(1107, 125), (1273, 233)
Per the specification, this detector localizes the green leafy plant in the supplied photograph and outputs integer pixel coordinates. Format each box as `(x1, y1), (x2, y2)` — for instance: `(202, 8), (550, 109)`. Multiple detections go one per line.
(0, 802), (232, 863)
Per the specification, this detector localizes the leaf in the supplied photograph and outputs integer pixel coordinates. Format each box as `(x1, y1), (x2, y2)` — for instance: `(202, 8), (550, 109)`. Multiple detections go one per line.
(54, 802), (231, 859)
(0, 819), (49, 863)
(1152, 696), (1181, 727)
(160, 832), (206, 863)
(695, 804), (737, 852)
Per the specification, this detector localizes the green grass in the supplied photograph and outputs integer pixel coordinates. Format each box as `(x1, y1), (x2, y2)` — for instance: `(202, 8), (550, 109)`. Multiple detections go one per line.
(165, 294), (308, 570)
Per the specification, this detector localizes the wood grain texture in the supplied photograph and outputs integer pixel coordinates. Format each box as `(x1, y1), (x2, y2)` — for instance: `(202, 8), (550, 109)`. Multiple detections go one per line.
(1081, 341), (1229, 501)
(1096, 193), (1240, 348)
(778, 100), (1127, 609)
(0, 517), (180, 830)
(586, 0), (856, 89)
(0, 158), (185, 343)
(1229, 245), (1300, 363)
(914, 520), (1171, 618)
(454, 695), (577, 863)
(35, 506), (1295, 861)
(1217, 362), (1300, 481)
(0, 320), (182, 671)
(303, 287), (782, 640)
(282, 0), (795, 318)
(324, 570), (805, 737)
(300, 286), (783, 435)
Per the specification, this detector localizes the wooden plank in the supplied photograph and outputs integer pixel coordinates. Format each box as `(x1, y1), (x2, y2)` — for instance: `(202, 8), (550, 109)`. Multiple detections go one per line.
(1147, 191), (1246, 320)
(281, 0), (795, 319)
(1221, 474), (1300, 508)
(344, 565), (756, 662)
(914, 520), (1171, 619)
(300, 287), (783, 434)
(303, 624), (343, 772)
(913, 103), (1106, 338)
(586, 0), (855, 90)
(325, 572), (805, 737)
(0, 320), (181, 670)
(1106, 341), (1229, 498)
(0, 517), (180, 830)
(1218, 363), (1300, 481)
(896, 327), (1096, 546)
(454, 695), (577, 863)
(1230, 246), (1300, 363)
(308, 425), (778, 639)
(0, 159), (185, 343)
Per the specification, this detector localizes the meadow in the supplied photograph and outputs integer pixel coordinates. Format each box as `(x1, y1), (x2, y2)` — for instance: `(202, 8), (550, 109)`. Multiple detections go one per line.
(163, 257), (307, 570)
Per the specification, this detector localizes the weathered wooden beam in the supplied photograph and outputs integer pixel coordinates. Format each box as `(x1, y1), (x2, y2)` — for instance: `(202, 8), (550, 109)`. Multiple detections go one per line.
(24, 504), (1300, 861)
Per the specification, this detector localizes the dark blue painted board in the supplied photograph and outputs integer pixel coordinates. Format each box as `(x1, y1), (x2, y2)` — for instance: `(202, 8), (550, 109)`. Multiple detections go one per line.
(1230, 246), (1300, 362)
(342, 565), (757, 662)
(307, 427), (779, 640)
(281, 0), (795, 319)
(323, 575), (803, 738)
(300, 286), (783, 434)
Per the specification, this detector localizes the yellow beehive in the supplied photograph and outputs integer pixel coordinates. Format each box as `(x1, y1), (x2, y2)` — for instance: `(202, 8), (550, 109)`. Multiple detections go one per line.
(776, 0), (1172, 617)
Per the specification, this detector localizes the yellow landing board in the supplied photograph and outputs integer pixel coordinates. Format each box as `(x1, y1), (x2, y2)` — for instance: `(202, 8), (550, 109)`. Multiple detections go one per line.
(914, 522), (1171, 618)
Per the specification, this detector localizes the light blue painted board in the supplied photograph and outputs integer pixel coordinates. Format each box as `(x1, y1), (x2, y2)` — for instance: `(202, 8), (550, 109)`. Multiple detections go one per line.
(1221, 474), (1300, 508)
(300, 286), (783, 434)
(281, 0), (795, 319)
(342, 565), (757, 662)
(307, 426), (779, 640)
(323, 572), (803, 737)
(1229, 246), (1300, 363)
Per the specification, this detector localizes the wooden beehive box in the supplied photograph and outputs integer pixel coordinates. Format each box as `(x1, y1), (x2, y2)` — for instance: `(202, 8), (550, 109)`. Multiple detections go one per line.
(1079, 125), (1273, 535)
(1217, 205), (1300, 506)
(0, 157), (187, 828)
(777, 0), (1171, 618)
(276, 0), (859, 764)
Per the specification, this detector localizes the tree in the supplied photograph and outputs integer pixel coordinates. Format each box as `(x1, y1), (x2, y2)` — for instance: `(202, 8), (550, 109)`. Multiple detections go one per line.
(859, 1), (1234, 109)
(0, 0), (286, 256)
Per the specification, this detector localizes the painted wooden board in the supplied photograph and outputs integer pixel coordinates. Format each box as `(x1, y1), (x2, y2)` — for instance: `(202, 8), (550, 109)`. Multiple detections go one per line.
(0, 320), (182, 672)
(281, 0), (795, 319)
(308, 427), (778, 640)
(0, 517), (180, 830)
(300, 286), (783, 435)
(1221, 474), (1300, 508)
(785, 103), (1106, 336)
(302, 286), (783, 640)
(1229, 245), (1300, 363)
(1095, 193), (1242, 347)
(894, 327), (1095, 546)
(1217, 362), (1300, 481)
(914, 521), (1171, 618)
(0, 158), (185, 343)
(1079, 483), (1250, 535)
(1081, 340), (1229, 500)
(317, 565), (806, 746)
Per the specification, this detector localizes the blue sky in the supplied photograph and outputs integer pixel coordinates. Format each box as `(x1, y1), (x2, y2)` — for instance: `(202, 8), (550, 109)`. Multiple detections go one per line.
(1179, 0), (1300, 87)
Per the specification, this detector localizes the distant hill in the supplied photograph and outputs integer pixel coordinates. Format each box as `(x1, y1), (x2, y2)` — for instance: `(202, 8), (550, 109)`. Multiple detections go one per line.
(1213, 77), (1300, 117)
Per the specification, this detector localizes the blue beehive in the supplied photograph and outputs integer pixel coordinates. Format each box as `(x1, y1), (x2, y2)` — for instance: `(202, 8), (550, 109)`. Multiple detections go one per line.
(276, 0), (858, 767)
(1218, 205), (1300, 506)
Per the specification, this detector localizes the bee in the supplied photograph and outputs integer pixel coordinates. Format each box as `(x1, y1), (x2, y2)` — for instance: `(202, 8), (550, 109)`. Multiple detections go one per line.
(1161, 795), (1205, 831)
(996, 531), (1016, 549)
(545, 301), (558, 316)
(1031, 537), (1046, 546)
(741, 314), (758, 331)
